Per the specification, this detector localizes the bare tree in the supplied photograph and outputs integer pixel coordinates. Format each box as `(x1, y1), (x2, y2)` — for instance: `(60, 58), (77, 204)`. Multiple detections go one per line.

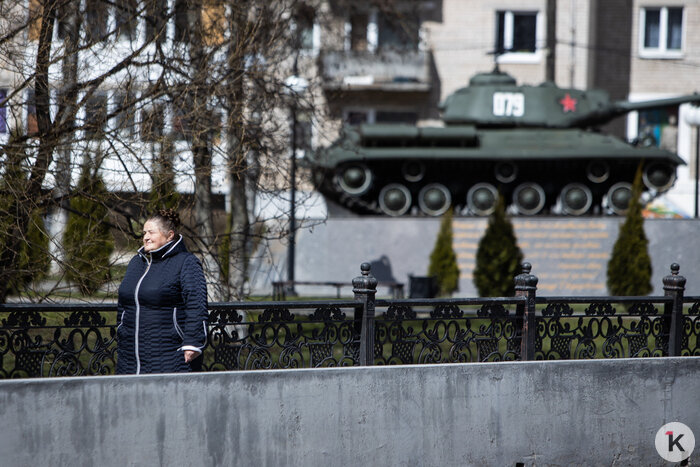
(0, 0), (324, 302)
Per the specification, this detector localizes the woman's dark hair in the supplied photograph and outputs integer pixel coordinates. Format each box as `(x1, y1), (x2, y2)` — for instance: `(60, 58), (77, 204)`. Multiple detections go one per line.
(147, 208), (181, 236)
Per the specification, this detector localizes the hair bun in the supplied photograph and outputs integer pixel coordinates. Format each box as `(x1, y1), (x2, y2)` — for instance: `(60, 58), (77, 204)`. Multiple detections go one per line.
(157, 208), (181, 229)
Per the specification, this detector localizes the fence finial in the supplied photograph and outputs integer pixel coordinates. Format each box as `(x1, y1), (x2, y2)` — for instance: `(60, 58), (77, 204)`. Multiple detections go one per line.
(515, 262), (538, 291)
(663, 263), (686, 291)
(353, 262), (378, 294)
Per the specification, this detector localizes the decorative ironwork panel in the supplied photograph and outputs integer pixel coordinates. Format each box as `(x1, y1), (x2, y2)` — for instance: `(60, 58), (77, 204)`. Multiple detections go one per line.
(374, 301), (522, 365)
(0, 308), (117, 378)
(682, 299), (700, 356)
(535, 301), (669, 360)
(204, 303), (359, 371)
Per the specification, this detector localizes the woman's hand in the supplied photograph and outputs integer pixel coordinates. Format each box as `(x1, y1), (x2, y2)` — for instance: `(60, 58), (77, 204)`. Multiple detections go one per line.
(184, 350), (198, 363)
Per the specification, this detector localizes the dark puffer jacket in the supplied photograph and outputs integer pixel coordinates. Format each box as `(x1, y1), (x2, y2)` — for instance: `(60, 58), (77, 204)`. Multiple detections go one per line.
(116, 236), (208, 374)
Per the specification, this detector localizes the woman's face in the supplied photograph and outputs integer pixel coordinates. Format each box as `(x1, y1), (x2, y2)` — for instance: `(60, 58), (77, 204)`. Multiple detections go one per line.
(142, 220), (174, 252)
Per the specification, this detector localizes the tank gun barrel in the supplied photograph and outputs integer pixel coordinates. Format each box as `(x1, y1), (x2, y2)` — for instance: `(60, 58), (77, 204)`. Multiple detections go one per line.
(607, 94), (700, 121)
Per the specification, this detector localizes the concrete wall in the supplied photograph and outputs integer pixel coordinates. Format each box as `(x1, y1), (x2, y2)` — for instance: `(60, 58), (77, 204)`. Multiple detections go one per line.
(274, 217), (700, 297)
(1, 358), (698, 466)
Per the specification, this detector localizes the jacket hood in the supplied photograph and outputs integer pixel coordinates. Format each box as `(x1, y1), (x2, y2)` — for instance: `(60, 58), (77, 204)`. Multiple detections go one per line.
(138, 234), (187, 261)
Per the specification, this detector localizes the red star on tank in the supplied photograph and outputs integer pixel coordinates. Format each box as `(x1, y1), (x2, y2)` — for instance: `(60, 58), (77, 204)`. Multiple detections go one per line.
(560, 93), (577, 112)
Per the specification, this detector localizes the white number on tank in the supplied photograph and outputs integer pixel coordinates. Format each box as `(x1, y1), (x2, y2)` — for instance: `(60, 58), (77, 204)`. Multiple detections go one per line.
(492, 92), (525, 117)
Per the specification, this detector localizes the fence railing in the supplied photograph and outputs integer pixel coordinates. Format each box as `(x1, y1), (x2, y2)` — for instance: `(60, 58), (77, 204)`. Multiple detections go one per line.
(0, 262), (698, 378)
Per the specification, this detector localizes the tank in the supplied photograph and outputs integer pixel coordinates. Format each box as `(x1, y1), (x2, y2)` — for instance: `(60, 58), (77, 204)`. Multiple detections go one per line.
(308, 69), (700, 216)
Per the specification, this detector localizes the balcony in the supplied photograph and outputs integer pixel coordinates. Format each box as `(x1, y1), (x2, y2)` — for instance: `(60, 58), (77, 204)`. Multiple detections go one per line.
(320, 49), (431, 92)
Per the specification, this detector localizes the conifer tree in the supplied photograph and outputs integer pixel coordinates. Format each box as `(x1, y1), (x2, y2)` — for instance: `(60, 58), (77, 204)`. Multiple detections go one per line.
(473, 194), (524, 297)
(428, 208), (460, 296)
(606, 167), (652, 296)
(0, 133), (51, 295)
(63, 161), (114, 295)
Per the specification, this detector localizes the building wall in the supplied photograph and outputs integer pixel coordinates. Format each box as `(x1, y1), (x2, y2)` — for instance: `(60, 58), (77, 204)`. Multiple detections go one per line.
(631, 0), (700, 93)
(0, 358), (698, 466)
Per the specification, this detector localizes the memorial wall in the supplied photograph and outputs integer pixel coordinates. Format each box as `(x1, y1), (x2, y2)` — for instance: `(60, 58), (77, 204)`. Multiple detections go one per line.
(454, 219), (614, 294)
(283, 217), (700, 297)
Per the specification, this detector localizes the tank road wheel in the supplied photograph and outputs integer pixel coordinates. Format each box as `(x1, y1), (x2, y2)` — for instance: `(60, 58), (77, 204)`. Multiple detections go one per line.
(402, 161), (425, 183)
(559, 183), (593, 216)
(337, 163), (372, 195)
(643, 162), (677, 193)
(418, 183), (451, 216)
(379, 183), (412, 216)
(466, 183), (498, 216)
(494, 161), (518, 183)
(605, 182), (633, 215)
(586, 160), (610, 183)
(512, 182), (546, 215)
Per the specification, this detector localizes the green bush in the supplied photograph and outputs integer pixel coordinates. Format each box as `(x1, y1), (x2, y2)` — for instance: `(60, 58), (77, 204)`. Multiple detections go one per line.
(428, 208), (459, 296)
(606, 167), (652, 296)
(473, 194), (524, 297)
(63, 162), (114, 295)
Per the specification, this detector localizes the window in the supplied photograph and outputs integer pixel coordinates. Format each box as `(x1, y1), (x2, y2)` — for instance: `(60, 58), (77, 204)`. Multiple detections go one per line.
(141, 104), (164, 142)
(349, 13), (368, 51)
(54, 3), (72, 40)
(171, 97), (194, 141)
(343, 109), (417, 125)
(84, 93), (109, 140)
(346, 10), (420, 53)
(377, 13), (419, 51)
(295, 6), (316, 51)
(0, 89), (7, 134)
(115, 0), (138, 41)
(638, 108), (678, 152)
(640, 7), (683, 56)
(145, 0), (168, 45)
(174, 0), (198, 43)
(376, 111), (417, 124)
(26, 89), (37, 135)
(496, 11), (537, 54)
(114, 91), (136, 137)
(85, 0), (109, 42)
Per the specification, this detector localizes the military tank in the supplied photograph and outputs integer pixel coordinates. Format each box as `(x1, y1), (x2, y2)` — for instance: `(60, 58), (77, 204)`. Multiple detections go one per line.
(308, 69), (700, 216)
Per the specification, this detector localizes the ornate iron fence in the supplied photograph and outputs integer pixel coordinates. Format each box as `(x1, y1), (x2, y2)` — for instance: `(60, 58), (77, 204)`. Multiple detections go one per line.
(0, 262), (697, 378)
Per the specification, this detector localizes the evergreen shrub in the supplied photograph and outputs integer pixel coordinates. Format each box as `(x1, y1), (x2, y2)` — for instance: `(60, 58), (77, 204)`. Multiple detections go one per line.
(428, 208), (460, 296)
(473, 194), (524, 297)
(63, 162), (114, 295)
(606, 167), (652, 296)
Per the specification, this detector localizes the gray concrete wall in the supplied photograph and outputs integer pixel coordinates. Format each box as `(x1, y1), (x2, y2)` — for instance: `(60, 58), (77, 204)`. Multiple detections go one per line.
(1, 358), (698, 466)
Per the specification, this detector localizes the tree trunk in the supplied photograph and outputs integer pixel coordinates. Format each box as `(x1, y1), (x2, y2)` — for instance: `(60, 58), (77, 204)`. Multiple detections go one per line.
(0, 1), (56, 302)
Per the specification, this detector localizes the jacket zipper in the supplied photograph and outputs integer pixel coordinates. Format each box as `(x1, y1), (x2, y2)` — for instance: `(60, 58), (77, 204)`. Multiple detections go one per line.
(133, 254), (152, 374)
(173, 307), (185, 339)
(116, 310), (126, 331)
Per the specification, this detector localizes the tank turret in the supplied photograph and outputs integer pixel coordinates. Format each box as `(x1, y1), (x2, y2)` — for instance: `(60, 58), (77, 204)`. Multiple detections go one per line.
(308, 69), (697, 217)
(440, 70), (700, 129)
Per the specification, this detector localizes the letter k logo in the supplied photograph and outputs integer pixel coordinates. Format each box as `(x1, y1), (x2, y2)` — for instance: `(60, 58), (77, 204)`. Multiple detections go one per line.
(667, 431), (685, 452)
(656, 423), (694, 462)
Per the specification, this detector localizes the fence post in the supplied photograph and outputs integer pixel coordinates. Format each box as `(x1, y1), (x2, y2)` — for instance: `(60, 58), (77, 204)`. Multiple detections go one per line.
(515, 262), (538, 361)
(663, 263), (686, 356)
(353, 262), (377, 366)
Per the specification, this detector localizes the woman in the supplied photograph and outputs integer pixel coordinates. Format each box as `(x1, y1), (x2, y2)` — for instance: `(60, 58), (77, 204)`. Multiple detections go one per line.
(116, 209), (208, 374)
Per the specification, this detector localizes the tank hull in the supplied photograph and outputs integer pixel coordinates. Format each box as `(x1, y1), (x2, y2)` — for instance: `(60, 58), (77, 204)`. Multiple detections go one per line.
(310, 128), (683, 216)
